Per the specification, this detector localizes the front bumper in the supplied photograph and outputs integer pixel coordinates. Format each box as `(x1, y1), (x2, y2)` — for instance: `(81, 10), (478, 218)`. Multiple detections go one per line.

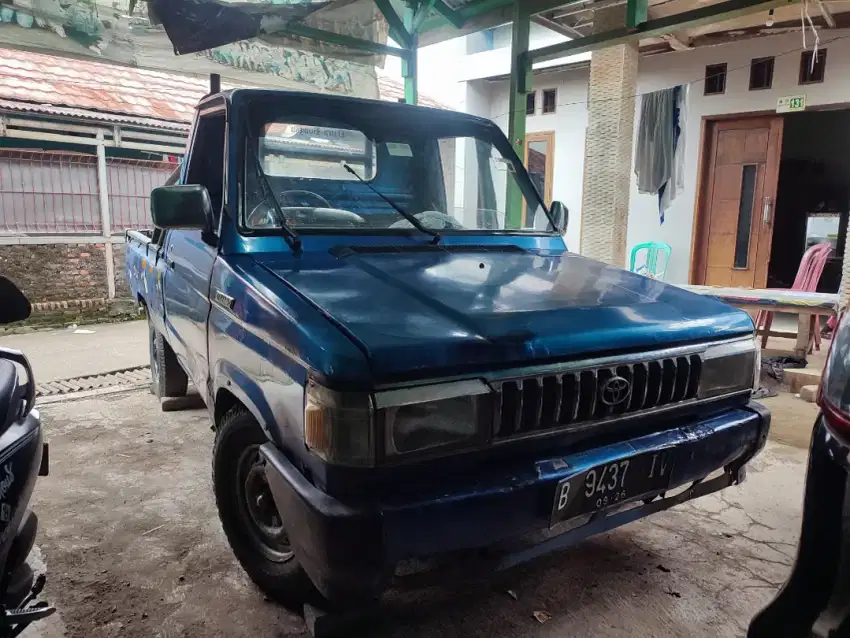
(749, 415), (850, 638)
(263, 402), (770, 603)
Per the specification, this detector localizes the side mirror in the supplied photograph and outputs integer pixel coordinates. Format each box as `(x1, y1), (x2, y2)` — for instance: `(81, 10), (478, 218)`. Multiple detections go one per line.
(550, 201), (568, 234)
(0, 276), (31, 324)
(151, 185), (214, 231)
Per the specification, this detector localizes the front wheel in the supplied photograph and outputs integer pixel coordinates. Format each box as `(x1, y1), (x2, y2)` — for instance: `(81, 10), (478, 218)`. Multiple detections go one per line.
(213, 406), (314, 607)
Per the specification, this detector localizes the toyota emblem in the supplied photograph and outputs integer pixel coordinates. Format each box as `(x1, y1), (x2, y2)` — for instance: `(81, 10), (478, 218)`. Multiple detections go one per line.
(600, 375), (631, 406)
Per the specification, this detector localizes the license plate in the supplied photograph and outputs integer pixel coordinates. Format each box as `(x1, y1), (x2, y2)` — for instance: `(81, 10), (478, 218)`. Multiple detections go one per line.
(551, 450), (675, 525)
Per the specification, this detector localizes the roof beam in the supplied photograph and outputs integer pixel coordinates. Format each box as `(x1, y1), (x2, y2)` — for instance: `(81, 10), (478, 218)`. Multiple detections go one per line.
(531, 14), (586, 39)
(554, 0), (627, 19)
(662, 33), (693, 50)
(626, 0), (648, 28)
(529, 0), (799, 62)
(648, 5), (692, 51)
(413, 0), (440, 32)
(417, 0), (581, 35)
(283, 23), (411, 58)
(374, 0), (414, 48)
(430, 0), (466, 27)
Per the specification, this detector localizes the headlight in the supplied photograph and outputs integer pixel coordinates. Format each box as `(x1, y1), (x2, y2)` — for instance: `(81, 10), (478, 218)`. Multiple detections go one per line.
(304, 380), (491, 466)
(698, 337), (758, 399)
(378, 380), (490, 457)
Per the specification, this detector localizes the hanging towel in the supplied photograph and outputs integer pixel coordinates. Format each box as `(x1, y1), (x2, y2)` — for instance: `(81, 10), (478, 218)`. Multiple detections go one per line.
(635, 85), (687, 223)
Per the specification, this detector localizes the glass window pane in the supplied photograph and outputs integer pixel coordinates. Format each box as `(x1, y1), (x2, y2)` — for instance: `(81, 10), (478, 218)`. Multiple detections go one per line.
(526, 139), (549, 214)
(734, 164), (758, 268)
(260, 123), (375, 180)
(244, 111), (552, 234)
(542, 89), (557, 114)
(526, 92), (536, 115)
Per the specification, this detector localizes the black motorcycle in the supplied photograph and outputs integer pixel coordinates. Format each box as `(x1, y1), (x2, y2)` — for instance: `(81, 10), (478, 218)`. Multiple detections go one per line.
(0, 276), (53, 636)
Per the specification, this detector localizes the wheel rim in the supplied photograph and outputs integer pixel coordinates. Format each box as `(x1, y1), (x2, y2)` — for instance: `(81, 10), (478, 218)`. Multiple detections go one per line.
(236, 445), (294, 563)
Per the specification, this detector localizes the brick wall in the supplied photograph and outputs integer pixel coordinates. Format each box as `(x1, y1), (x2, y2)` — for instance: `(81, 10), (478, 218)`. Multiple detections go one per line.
(0, 244), (110, 303)
(112, 243), (130, 299)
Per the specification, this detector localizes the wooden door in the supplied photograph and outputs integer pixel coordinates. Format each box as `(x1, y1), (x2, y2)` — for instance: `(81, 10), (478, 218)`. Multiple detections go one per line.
(693, 117), (783, 287)
(524, 131), (555, 226)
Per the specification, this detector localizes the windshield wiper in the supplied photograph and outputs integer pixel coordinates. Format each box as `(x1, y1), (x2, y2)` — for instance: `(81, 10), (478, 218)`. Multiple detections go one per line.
(341, 163), (440, 244)
(247, 140), (301, 254)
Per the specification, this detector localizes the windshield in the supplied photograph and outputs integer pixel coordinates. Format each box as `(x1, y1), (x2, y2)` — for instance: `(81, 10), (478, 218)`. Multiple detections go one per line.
(243, 112), (553, 234)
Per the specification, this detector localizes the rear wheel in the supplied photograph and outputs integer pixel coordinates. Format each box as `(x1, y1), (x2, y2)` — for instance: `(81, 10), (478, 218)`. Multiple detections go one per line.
(148, 318), (187, 399)
(213, 406), (314, 607)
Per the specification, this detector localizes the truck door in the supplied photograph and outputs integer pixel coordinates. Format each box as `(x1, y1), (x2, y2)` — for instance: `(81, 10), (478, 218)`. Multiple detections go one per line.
(161, 103), (226, 399)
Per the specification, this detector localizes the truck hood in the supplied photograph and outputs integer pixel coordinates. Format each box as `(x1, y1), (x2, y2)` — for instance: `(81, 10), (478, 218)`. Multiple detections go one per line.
(258, 247), (753, 382)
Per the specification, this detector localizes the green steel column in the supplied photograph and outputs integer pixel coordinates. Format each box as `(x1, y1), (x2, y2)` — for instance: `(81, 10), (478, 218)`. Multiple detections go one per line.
(403, 2), (418, 104)
(506, 2), (531, 229)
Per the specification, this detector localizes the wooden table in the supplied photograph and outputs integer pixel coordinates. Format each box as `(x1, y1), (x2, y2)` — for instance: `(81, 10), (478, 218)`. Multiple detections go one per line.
(678, 285), (838, 358)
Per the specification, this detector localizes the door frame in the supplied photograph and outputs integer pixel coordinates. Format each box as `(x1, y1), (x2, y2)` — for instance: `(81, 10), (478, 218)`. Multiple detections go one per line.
(524, 131), (555, 225)
(689, 113), (784, 285)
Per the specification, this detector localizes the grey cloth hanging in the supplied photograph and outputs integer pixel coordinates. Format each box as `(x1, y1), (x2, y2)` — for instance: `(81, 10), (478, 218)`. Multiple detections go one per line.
(635, 85), (687, 222)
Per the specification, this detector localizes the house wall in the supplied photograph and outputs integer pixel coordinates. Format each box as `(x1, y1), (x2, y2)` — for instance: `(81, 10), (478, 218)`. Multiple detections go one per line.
(465, 30), (850, 284)
(484, 67), (590, 251)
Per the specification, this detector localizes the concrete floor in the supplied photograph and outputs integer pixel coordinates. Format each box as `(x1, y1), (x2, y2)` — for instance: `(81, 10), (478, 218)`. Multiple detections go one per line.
(0, 321), (149, 382)
(2, 320), (818, 637)
(26, 389), (808, 638)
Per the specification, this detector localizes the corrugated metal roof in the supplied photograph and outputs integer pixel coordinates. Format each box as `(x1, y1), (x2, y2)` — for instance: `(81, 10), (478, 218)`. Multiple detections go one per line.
(0, 99), (191, 131)
(0, 47), (448, 131)
(0, 47), (204, 125)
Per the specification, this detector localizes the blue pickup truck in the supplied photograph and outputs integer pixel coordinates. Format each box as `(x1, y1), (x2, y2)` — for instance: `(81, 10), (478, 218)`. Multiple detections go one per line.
(126, 88), (769, 608)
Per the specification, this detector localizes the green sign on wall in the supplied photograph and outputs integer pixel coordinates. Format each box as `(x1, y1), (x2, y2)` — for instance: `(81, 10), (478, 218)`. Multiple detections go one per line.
(776, 95), (807, 113)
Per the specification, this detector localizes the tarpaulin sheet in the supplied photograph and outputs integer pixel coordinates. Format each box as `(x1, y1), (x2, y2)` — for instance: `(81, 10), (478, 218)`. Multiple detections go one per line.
(0, 0), (382, 98)
(149, 0), (389, 66)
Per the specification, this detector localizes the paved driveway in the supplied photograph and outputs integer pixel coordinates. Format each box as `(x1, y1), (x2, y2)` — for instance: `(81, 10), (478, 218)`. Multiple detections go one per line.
(30, 389), (805, 638)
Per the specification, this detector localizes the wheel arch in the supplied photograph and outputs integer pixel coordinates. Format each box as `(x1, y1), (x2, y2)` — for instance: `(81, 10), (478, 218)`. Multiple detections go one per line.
(212, 366), (280, 445)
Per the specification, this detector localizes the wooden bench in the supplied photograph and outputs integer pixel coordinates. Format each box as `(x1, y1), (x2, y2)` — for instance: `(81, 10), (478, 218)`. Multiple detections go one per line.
(678, 285), (838, 358)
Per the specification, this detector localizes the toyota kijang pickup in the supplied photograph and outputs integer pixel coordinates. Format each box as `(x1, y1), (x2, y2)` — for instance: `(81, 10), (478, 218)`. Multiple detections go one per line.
(126, 88), (769, 607)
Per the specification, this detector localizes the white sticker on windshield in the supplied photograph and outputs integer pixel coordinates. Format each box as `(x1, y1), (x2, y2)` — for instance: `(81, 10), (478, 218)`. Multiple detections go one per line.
(386, 142), (413, 157)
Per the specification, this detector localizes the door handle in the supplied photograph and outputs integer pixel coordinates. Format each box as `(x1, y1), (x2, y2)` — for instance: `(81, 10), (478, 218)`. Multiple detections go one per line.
(762, 196), (773, 225)
(167, 259), (176, 270)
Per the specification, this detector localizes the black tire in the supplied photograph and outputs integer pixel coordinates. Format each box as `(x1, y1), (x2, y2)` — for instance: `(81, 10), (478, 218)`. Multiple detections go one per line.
(148, 318), (188, 399)
(213, 406), (314, 607)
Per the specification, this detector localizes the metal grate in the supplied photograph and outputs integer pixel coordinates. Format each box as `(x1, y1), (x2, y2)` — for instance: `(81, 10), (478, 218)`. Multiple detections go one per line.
(36, 366), (151, 397)
(107, 158), (176, 233)
(0, 149), (101, 234)
(494, 355), (702, 439)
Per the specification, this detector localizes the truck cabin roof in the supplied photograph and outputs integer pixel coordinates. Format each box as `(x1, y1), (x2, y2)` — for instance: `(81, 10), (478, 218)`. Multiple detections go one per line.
(198, 89), (502, 143)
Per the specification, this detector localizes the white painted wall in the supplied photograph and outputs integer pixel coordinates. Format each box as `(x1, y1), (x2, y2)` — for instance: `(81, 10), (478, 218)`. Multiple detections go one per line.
(457, 24), (591, 82)
(484, 67), (590, 251)
(461, 29), (850, 283)
(628, 30), (850, 283)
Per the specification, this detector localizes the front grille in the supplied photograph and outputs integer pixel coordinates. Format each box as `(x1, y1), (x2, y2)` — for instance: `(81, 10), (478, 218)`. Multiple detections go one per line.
(494, 354), (702, 439)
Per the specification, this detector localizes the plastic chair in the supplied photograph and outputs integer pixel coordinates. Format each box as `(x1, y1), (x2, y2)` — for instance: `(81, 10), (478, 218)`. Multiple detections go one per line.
(630, 242), (672, 281)
(757, 241), (833, 353)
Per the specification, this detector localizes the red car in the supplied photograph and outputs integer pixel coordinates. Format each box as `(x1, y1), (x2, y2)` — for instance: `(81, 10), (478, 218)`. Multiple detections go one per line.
(749, 312), (850, 637)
